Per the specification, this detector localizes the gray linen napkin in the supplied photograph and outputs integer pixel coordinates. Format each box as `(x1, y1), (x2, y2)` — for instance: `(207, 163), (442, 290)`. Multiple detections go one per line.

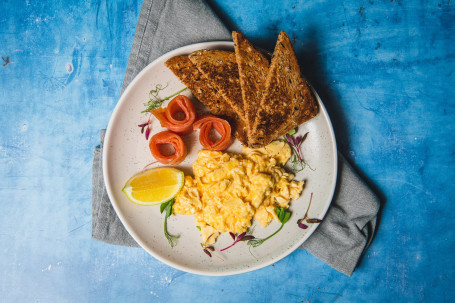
(92, 0), (380, 276)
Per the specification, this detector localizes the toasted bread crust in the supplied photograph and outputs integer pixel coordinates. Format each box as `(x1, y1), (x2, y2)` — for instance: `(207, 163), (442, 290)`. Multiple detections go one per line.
(189, 50), (245, 119)
(233, 31), (270, 136)
(165, 55), (248, 145)
(249, 31), (318, 147)
(249, 31), (301, 147)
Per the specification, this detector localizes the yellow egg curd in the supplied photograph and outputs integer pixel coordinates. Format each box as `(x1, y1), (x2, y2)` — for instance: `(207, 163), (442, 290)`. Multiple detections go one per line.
(174, 140), (304, 245)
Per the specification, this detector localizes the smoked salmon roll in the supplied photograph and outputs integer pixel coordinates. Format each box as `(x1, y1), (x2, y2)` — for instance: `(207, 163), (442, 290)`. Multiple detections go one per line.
(150, 95), (197, 135)
(193, 115), (232, 151)
(149, 131), (187, 165)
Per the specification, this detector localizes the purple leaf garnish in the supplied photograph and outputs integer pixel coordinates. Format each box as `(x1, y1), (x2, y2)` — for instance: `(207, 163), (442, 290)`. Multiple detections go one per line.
(201, 245), (223, 261)
(297, 218), (308, 229)
(229, 232), (235, 240)
(138, 113), (153, 140)
(240, 235), (255, 241)
(306, 218), (323, 224)
(297, 193), (323, 229)
(298, 223), (309, 229)
(220, 232), (254, 251)
(203, 248), (212, 257)
(285, 134), (295, 146)
(236, 232), (246, 241)
(286, 132), (311, 173)
(145, 125), (151, 140)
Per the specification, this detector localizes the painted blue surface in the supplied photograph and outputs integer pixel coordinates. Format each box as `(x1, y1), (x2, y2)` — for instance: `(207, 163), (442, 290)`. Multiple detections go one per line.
(0, 0), (453, 302)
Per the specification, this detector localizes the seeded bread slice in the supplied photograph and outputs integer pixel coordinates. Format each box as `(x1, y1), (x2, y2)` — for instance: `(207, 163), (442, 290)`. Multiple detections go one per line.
(232, 31), (270, 138)
(249, 31), (318, 147)
(188, 49), (245, 119)
(165, 55), (248, 145)
(287, 79), (319, 133)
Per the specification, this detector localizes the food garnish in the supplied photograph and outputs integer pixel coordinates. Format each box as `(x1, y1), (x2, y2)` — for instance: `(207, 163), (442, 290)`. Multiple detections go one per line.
(192, 115), (232, 151)
(160, 199), (179, 248)
(151, 95), (197, 135)
(138, 119), (152, 140)
(220, 232), (255, 252)
(122, 167), (184, 206)
(285, 132), (313, 173)
(287, 128), (296, 136)
(201, 244), (224, 261)
(297, 193), (323, 229)
(149, 131), (187, 165)
(247, 207), (291, 248)
(141, 84), (188, 113)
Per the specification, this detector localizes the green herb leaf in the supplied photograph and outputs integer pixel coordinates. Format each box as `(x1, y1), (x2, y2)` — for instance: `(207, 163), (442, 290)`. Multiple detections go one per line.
(248, 208), (292, 248)
(276, 207), (283, 221)
(166, 200), (173, 217)
(282, 211), (291, 224)
(162, 199), (179, 248)
(247, 224), (284, 248)
(160, 200), (169, 214)
(287, 128), (297, 136)
(141, 84), (188, 113)
(276, 207), (291, 224)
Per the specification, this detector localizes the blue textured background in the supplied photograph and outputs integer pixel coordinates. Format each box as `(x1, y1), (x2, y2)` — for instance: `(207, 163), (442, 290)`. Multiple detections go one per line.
(1, 0), (454, 302)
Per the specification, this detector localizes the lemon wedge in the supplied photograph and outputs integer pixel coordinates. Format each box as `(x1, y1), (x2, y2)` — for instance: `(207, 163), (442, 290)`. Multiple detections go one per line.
(122, 167), (184, 206)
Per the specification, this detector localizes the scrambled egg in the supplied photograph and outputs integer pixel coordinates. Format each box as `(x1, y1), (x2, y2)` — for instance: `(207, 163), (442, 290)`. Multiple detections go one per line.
(174, 140), (304, 245)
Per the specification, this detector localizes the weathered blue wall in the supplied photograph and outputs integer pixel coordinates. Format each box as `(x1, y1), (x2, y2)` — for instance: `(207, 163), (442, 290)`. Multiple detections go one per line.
(0, 0), (454, 302)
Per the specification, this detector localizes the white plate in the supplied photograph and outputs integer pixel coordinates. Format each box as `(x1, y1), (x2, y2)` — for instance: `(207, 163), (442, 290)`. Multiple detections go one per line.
(103, 42), (337, 276)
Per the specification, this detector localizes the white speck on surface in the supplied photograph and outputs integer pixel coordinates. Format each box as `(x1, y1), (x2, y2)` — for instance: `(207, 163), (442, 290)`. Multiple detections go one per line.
(21, 124), (27, 131)
(66, 63), (73, 74)
(57, 261), (62, 266)
(109, 64), (113, 68)
(414, 137), (417, 140)
(41, 264), (52, 272)
(163, 275), (173, 284)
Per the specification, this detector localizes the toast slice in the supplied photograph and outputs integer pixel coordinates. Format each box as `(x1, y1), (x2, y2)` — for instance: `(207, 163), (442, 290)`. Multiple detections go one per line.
(249, 31), (318, 147)
(287, 79), (319, 133)
(188, 49), (245, 119)
(232, 31), (270, 136)
(165, 55), (248, 145)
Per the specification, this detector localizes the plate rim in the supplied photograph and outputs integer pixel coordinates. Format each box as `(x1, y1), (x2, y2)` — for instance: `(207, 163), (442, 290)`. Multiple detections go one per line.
(103, 41), (338, 276)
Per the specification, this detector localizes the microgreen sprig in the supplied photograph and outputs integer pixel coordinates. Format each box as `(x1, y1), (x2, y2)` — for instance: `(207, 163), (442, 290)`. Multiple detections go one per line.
(201, 244), (224, 261)
(138, 112), (153, 140)
(160, 199), (180, 248)
(297, 193), (323, 229)
(141, 84), (188, 113)
(285, 131), (314, 173)
(220, 232), (255, 252)
(138, 85), (188, 139)
(247, 207), (291, 248)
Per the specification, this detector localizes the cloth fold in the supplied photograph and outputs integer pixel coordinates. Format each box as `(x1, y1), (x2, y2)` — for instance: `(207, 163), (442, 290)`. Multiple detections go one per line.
(92, 0), (380, 276)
